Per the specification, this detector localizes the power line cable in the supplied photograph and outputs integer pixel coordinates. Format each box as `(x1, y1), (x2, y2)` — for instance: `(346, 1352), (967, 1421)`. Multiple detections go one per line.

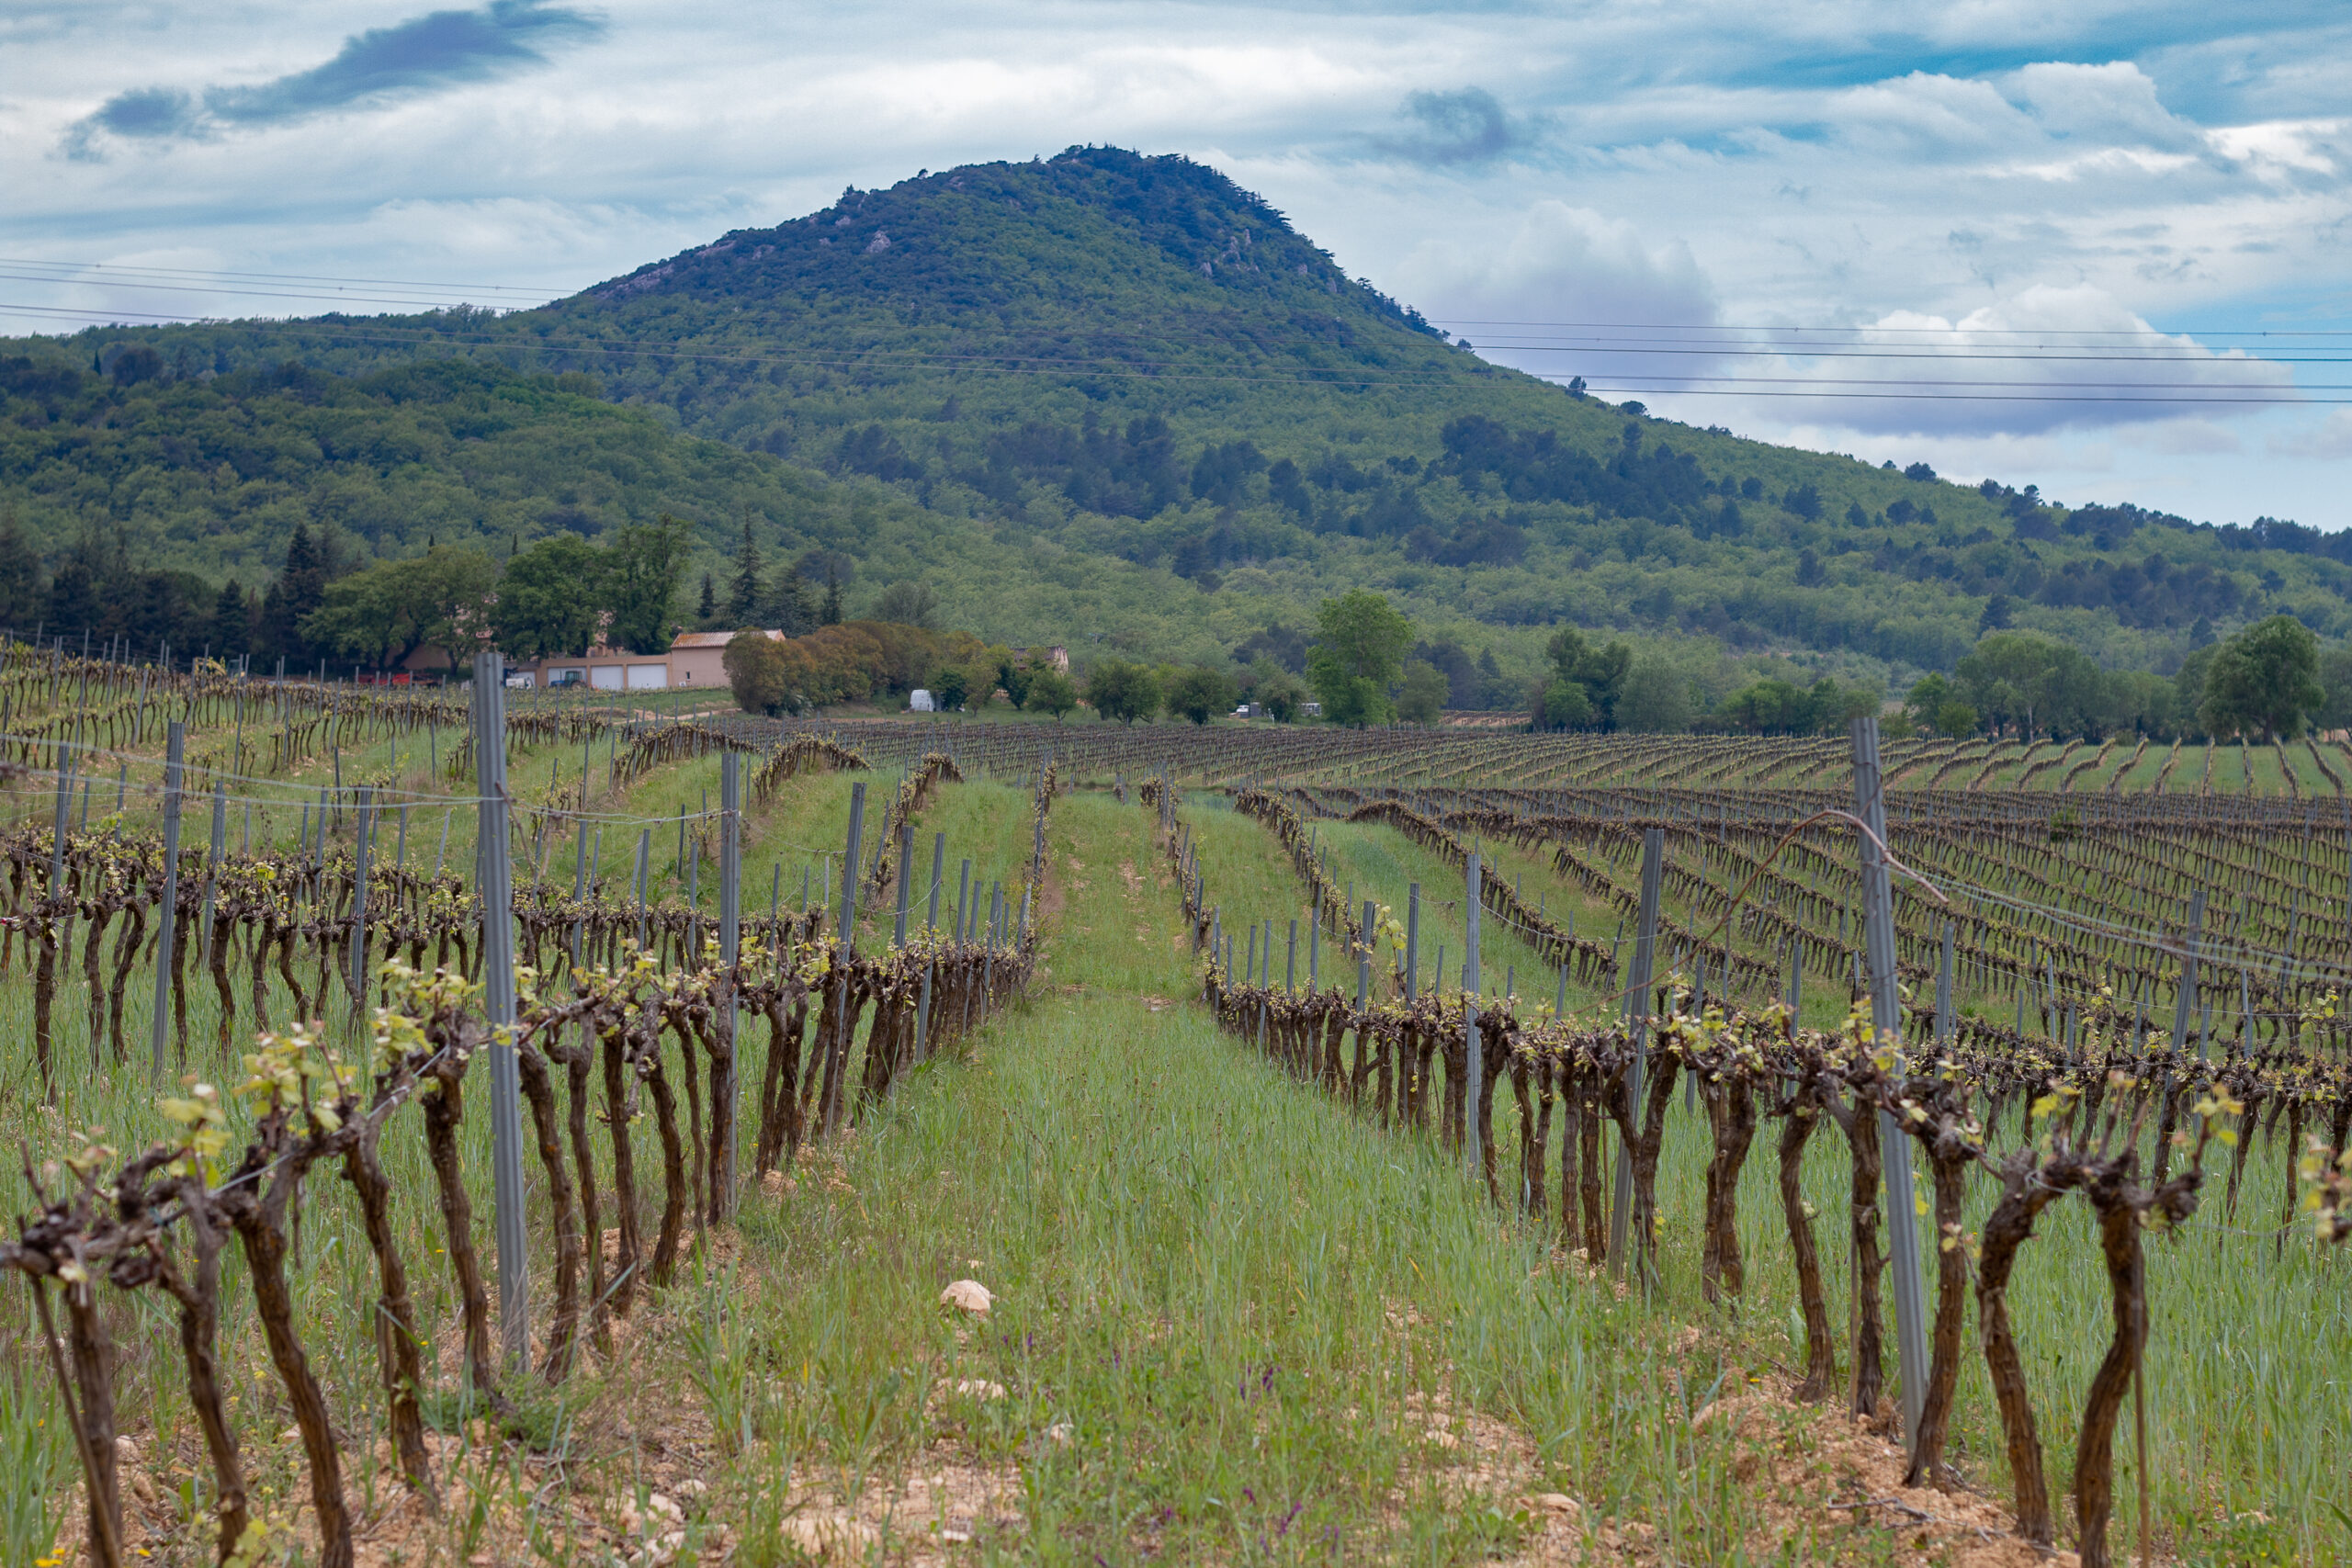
(2, 303), (2341, 403)
(1465, 341), (2343, 365)
(1434, 316), (2352, 338)
(12, 285), (2343, 364)
(0, 256), (571, 294)
(0, 274), (527, 312)
(6, 256), (2342, 341)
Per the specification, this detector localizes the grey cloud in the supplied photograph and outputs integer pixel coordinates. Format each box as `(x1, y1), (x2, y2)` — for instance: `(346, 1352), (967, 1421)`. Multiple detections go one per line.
(89, 86), (204, 140)
(207, 0), (604, 124)
(65, 1), (603, 157)
(1376, 87), (1535, 167)
(2269, 412), (2352, 460)
(1730, 313), (2298, 442)
(1391, 200), (1720, 387)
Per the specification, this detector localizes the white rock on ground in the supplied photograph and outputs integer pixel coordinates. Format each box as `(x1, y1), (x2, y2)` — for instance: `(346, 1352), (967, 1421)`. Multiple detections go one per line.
(782, 1515), (878, 1559)
(940, 1278), (993, 1314)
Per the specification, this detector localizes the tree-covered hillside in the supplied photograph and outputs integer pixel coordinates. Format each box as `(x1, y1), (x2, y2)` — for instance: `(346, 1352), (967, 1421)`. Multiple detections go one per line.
(0, 355), (1232, 661)
(6, 145), (2350, 706)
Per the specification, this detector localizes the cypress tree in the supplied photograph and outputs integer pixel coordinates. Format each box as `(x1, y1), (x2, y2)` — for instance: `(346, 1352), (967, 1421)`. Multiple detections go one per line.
(728, 514), (763, 624)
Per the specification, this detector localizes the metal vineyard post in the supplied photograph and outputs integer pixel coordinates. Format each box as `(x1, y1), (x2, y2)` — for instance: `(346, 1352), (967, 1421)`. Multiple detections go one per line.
(1852, 715), (1930, 1452)
(471, 650), (530, 1369)
(147, 722), (184, 1078)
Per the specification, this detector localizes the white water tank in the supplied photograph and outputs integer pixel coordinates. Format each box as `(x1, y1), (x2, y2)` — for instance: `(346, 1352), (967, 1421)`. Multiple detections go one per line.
(909, 688), (935, 712)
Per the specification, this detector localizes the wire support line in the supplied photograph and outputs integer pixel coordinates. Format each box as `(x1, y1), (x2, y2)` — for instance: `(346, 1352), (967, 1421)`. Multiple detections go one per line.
(0, 762), (865, 846)
(0, 768), (710, 827)
(1431, 316), (2352, 338)
(1326, 828), (2347, 1004)
(0, 737), (502, 809)
(12, 289), (2346, 365)
(99, 1032), (469, 1244)
(1341, 876), (2330, 1027)
(8, 304), (2340, 401)
(1568, 371), (2335, 389)
(0, 256), (571, 294)
(1464, 340), (2346, 366)
(9, 300), (2342, 401)
(1553, 386), (2343, 405)
(0, 781), (737, 834)
(0, 276), (527, 311)
(0, 773), (496, 815)
(5, 263), (2342, 345)
(5, 253), (2345, 347)
(1930, 876), (2352, 990)
(0, 305), (1476, 386)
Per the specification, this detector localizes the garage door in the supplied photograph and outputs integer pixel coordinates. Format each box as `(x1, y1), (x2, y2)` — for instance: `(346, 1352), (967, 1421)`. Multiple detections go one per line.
(591, 665), (625, 690)
(626, 663), (668, 689)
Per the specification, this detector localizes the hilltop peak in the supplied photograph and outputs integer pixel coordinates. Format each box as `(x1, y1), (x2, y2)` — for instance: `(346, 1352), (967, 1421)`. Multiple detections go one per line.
(577, 145), (1441, 335)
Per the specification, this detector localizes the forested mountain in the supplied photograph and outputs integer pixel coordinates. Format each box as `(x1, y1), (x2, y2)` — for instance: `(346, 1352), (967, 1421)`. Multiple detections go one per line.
(5, 145), (2348, 708)
(0, 351), (1242, 671)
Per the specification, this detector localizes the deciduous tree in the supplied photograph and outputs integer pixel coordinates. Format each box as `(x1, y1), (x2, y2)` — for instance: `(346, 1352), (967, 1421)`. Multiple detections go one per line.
(2199, 614), (2324, 740)
(1396, 660), (1447, 726)
(302, 547), (497, 671)
(723, 630), (791, 716)
(497, 533), (609, 660)
(1025, 666), (1077, 720)
(1307, 590), (1412, 727)
(1165, 664), (1236, 725)
(1246, 657), (1305, 722)
(1533, 626), (1630, 731)
(1085, 658), (1161, 724)
(1616, 654), (1692, 733)
(1955, 631), (2108, 739)
(873, 580), (940, 629)
(606, 514), (693, 654)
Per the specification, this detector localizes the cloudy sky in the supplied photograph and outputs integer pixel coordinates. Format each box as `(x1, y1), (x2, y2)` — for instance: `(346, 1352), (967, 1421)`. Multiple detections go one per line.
(6, 1), (2348, 527)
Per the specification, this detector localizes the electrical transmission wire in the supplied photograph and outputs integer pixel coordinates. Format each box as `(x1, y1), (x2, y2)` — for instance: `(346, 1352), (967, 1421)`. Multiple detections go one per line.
(0, 255), (571, 296)
(2, 302), (2343, 405)
(1432, 316), (2352, 340)
(3, 252), (2343, 404)
(8, 257), (2344, 344)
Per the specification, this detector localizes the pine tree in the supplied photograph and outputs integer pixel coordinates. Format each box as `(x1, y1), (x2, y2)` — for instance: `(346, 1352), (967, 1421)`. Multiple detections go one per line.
(697, 570), (717, 625)
(0, 505), (41, 627)
(260, 522), (327, 664)
(820, 568), (844, 626)
(728, 513), (763, 624)
(212, 578), (251, 659)
(44, 556), (99, 640)
(763, 561), (812, 635)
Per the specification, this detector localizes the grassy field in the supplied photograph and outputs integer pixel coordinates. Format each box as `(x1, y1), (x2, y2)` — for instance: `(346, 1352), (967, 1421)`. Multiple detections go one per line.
(1142, 786), (2352, 1565)
(2, 686), (2347, 1565)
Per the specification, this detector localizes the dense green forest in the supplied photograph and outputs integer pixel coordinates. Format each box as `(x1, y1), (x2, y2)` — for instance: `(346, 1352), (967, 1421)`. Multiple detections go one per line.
(6, 145), (2350, 726)
(0, 355), (1250, 671)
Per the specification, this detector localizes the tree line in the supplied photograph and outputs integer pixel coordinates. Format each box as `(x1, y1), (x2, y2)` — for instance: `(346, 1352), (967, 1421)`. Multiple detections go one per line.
(1532, 615), (2347, 742)
(1904, 615), (2347, 744)
(711, 581), (2352, 746)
